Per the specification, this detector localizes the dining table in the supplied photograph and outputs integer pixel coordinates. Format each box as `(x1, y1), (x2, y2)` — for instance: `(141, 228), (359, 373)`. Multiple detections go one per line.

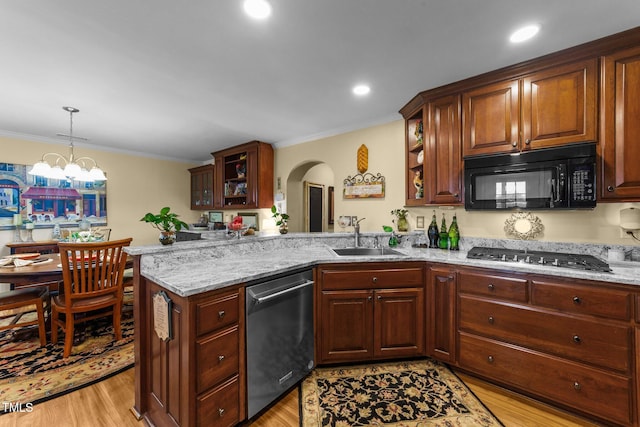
(0, 253), (63, 289)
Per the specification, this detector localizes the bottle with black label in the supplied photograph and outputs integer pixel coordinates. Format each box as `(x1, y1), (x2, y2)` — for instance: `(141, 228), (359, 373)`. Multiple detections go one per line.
(439, 213), (449, 249)
(448, 213), (460, 250)
(427, 211), (439, 248)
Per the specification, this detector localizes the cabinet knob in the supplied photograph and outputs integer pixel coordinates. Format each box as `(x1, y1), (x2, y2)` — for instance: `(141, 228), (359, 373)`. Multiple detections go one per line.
(487, 355), (494, 363)
(572, 335), (581, 344)
(372, 277), (378, 283)
(487, 283), (495, 291)
(218, 408), (225, 416)
(573, 382), (581, 391)
(525, 139), (531, 145)
(453, 193), (459, 199)
(607, 185), (615, 192)
(488, 316), (495, 324)
(572, 296), (581, 305)
(377, 295), (382, 300)
(367, 296), (373, 302)
(218, 355), (225, 362)
(218, 310), (226, 319)
(512, 141), (517, 147)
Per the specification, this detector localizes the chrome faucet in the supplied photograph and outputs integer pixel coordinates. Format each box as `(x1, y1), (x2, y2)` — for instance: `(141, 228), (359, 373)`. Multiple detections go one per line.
(354, 218), (366, 247)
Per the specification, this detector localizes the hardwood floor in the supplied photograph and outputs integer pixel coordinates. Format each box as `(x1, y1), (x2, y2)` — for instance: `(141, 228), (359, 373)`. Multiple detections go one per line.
(1, 367), (600, 427)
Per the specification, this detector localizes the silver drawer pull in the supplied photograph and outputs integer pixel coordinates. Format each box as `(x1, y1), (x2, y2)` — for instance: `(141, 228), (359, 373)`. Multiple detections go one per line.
(218, 355), (225, 362)
(572, 296), (581, 305)
(572, 335), (581, 344)
(218, 408), (225, 416)
(573, 382), (581, 391)
(372, 277), (378, 283)
(487, 284), (495, 291)
(218, 310), (226, 319)
(488, 316), (495, 324)
(487, 355), (494, 363)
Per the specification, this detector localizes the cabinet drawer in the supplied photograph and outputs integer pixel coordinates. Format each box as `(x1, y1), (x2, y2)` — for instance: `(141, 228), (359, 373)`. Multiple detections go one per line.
(320, 266), (423, 290)
(196, 326), (239, 394)
(459, 296), (631, 373)
(530, 279), (632, 321)
(196, 291), (239, 337)
(459, 333), (632, 426)
(197, 375), (239, 427)
(458, 271), (527, 302)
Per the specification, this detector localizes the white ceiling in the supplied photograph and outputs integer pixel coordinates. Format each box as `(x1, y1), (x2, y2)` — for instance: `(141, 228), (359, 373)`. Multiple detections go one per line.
(1, 1), (639, 163)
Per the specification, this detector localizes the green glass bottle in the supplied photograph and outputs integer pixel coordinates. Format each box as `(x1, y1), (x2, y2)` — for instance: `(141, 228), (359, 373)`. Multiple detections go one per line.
(448, 213), (460, 251)
(427, 210), (439, 248)
(438, 214), (449, 249)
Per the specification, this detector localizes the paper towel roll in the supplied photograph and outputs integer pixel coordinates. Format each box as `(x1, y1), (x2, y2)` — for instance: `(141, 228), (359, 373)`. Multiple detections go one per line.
(620, 207), (640, 230)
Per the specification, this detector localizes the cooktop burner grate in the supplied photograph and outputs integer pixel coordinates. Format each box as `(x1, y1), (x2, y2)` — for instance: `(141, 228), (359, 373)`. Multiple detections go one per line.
(466, 247), (612, 273)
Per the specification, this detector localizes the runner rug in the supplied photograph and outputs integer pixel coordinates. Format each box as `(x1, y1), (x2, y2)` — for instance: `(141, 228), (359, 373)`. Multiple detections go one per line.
(0, 314), (134, 413)
(300, 359), (503, 426)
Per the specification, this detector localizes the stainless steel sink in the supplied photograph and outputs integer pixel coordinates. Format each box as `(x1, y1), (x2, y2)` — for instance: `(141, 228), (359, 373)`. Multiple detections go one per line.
(331, 247), (405, 256)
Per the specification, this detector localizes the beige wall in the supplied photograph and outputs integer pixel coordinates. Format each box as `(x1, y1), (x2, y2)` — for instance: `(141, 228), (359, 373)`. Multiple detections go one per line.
(0, 136), (201, 254)
(275, 120), (640, 246)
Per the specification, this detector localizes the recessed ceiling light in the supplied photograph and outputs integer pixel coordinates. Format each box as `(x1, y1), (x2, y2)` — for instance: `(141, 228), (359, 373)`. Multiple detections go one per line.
(243, 0), (272, 20)
(352, 84), (371, 96)
(509, 24), (540, 43)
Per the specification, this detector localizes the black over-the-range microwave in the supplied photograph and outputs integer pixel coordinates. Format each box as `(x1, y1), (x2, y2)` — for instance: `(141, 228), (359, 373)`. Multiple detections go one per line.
(464, 142), (597, 210)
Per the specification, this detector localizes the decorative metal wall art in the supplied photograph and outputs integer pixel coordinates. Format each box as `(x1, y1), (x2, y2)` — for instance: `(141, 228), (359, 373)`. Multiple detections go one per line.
(504, 212), (544, 240)
(343, 172), (385, 199)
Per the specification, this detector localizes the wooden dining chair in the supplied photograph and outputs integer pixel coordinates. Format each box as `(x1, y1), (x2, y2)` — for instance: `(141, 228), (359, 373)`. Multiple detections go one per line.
(0, 288), (48, 347)
(51, 237), (132, 358)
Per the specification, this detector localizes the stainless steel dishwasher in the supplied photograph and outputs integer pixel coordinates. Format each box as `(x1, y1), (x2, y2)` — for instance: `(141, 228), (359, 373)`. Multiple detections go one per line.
(245, 269), (314, 419)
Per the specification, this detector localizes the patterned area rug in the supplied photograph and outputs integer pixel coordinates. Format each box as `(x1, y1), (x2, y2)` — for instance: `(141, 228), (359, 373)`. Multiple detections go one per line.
(0, 314), (134, 413)
(301, 359), (503, 426)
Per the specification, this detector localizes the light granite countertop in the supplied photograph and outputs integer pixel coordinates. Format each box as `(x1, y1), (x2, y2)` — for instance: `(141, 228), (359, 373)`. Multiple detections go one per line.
(125, 232), (640, 297)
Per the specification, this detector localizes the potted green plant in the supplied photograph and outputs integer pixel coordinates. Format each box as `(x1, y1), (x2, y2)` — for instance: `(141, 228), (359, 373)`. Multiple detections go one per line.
(391, 208), (409, 232)
(140, 206), (189, 245)
(271, 205), (290, 234)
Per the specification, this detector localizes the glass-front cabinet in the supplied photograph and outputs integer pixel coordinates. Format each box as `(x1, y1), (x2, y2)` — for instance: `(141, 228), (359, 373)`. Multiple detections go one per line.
(213, 141), (274, 209)
(188, 164), (214, 210)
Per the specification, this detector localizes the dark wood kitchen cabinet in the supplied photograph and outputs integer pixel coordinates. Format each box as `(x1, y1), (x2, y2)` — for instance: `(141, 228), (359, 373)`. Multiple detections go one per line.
(426, 265), (457, 363)
(400, 95), (462, 206)
(316, 262), (426, 365)
(600, 45), (640, 201)
(189, 164), (215, 210)
(212, 141), (274, 209)
(454, 266), (635, 426)
(462, 58), (598, 157)
(133, 274), (246, 427)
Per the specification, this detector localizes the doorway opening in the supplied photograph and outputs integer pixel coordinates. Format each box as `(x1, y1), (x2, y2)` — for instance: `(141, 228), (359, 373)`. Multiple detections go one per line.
(285, 162), (335, 233)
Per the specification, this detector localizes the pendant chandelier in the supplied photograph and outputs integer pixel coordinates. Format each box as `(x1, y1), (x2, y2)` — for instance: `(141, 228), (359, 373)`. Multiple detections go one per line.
(29, 106), (107, 182)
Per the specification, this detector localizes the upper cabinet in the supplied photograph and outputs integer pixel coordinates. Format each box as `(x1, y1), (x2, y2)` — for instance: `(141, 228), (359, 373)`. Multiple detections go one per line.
(401, 95), (462, 207)
(404, 105), (427, 206)
(212, 141), (274, 209)
(462, 58), (598, 157)
(600, 46), (640, 201)
(188, 164), (214, 210)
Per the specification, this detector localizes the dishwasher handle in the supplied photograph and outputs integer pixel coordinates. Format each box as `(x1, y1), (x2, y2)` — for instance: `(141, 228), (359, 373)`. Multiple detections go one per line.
(250, 280), (314, 304)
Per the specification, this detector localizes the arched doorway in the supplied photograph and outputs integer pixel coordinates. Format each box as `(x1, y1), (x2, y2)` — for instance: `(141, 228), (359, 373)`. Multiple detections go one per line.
(285, 161), (335, 233)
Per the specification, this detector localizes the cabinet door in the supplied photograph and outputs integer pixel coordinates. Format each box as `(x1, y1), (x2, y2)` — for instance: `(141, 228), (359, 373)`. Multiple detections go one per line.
(427, 266), (456, 363)
(373, 288), (425, 359)
(522, 59), (597, 150)
(462, 79), (520, 157)
(601, 46), (640, 200)
(189, 165), (214, 210)
(427, 95), (462, 205)
(319, 290), (373, 363)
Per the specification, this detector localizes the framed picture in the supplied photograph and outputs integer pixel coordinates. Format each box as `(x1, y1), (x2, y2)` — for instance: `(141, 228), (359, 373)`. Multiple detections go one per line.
(238, 212), (258, 230)
(208, 211), (223, 223)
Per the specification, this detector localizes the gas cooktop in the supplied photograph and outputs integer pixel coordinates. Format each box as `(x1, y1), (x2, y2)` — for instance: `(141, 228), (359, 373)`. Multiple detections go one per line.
(466, 247), (612, 273)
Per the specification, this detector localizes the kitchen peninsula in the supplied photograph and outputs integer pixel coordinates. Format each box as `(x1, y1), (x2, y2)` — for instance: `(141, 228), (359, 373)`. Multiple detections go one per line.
(127, 233), (640, 427)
